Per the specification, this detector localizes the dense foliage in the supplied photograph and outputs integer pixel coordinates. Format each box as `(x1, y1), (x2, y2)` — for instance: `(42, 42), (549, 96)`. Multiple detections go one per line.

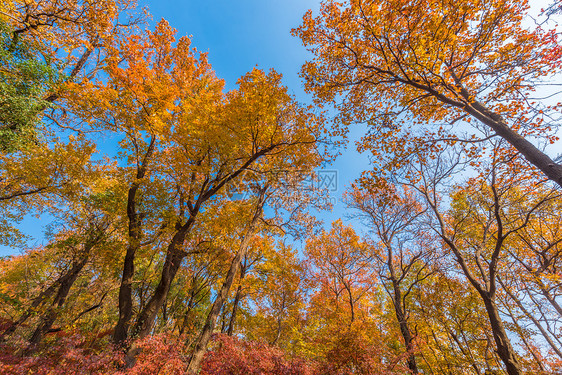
(0, 1), (561, 374)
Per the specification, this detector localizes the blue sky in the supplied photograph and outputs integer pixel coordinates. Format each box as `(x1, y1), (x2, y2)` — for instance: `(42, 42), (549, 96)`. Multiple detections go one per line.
(142, 0), (317, 93)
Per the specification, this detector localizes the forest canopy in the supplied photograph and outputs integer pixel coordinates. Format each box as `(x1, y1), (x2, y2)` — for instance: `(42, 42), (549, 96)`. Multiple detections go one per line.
(0, 1), (561, 374)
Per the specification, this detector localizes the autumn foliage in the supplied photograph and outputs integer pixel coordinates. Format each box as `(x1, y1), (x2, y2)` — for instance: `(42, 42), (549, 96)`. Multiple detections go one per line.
(1, 1), (561, 375)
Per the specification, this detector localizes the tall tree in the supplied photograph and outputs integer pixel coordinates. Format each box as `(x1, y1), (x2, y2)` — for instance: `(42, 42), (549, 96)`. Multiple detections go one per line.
(71, 18), (324, 354)
(127, 67), (322, 347)
(186, 186), (268, 374)
(347, 183), (435, 374)
(402, 142), (560, 375)
(245, 241), (309, 348)
(294, 0), (562, 187)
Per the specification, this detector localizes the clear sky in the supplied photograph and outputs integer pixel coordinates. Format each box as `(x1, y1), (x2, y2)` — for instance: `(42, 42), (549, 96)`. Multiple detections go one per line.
(142, 0), (318, 93)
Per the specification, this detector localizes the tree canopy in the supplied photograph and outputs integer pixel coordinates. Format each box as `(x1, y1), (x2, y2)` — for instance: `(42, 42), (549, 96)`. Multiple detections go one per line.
(0, 1), (561, 374)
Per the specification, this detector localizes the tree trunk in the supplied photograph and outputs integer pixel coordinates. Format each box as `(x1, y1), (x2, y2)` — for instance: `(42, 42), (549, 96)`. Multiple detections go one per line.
(272, 316), (283, 346)
(186, 233), (254, 374)
(113, 233), (141, 344)
(124, 235), (188, 369)
(481, 295), (522, 375)
(390, 280), (418, 374)
(220, 306), (228, 333)
(438, 221), (521, 375)
(463, 100), (562, 188)
(113, 137), (155, 345)
(132, 231), (188, 339)
(26, 255), (89, 348)
(430, 70), (562, 188)
(226, 264), (246, 336)
(504, 305), (546, 372)
(186, 192), (265, 374)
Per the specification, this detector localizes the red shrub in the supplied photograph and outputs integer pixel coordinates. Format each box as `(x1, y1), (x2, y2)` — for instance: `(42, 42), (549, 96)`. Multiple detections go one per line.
(201, 334), (318, 375)
(0, 334), (123, 375)
(125, 334), (186, 375)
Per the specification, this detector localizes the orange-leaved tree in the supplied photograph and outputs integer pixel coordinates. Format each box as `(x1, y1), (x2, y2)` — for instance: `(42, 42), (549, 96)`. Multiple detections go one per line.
(70, 20), (324, 371)
(294, 0), (562, 187)
(306, 219), (374, 325)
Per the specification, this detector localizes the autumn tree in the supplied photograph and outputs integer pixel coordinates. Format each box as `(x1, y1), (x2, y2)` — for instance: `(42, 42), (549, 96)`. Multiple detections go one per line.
(492, 177), (562, 370)
(76, 19), (225, 346)
(0, 0), (144, 247)
(0, 137), (98, 247)
(169, 235), (232, 341)
(185, 186), (269, 373)
(398, 141), (562, 375)
(412, 273), (504, 373)
(243, 241), (309, 349)
(0, 164), (123, 348)
(346, 182), (437, 374)
(128, 62), (322, 357)
(66, 17), (325, 369)
(306, 220), (373, 325)
(222, 235), (268, 337)
(294, 0), (562, 187)
(187, 146), (328, 373)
